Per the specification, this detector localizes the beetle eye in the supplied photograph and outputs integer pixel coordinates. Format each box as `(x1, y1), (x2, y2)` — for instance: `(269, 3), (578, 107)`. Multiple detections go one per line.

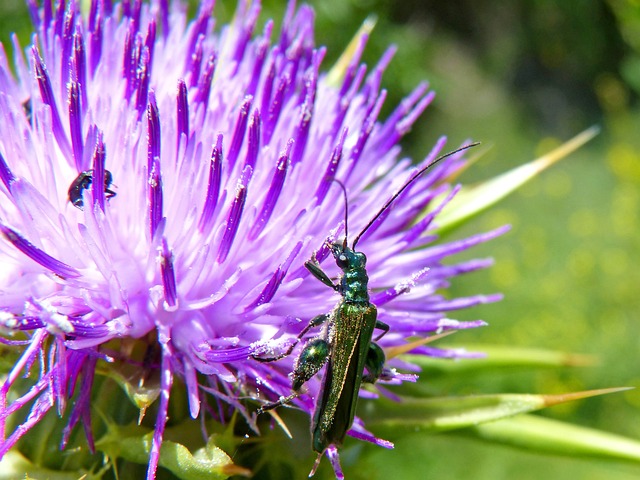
(335, 253), (349, 269)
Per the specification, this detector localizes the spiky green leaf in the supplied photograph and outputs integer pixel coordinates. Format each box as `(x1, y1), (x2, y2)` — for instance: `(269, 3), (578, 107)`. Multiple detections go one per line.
(435, 126), (600, 233)
(405, 344), (596, 374)
(466, 413), (640, 463)
(366, 387), (629, 434)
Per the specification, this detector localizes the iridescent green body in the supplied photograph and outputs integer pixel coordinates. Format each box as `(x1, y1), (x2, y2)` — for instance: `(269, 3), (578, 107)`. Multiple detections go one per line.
(254, 242), (388, 454)
(312, 300), (378, 452)
(304, 243), (388, 453)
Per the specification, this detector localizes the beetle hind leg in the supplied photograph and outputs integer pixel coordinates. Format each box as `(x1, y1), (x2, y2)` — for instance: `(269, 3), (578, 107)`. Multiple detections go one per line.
(257, 392), (300, 414)
(362, 342), (386, 383)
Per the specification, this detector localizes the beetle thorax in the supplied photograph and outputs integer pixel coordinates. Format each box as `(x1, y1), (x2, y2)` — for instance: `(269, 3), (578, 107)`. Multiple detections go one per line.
(332, 245), (369, 304)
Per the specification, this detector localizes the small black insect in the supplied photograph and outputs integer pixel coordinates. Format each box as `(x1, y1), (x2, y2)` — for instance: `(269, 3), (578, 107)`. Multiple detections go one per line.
(68, 169), (116, 209)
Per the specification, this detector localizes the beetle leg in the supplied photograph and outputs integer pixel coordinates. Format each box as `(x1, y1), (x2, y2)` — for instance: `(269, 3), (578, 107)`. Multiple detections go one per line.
(373, 320), (389, 341)
(257, 337), (330, 414)
(362, 342), (386, 383)
(252, 314), (329, 362)
(305, 260), (339, 291)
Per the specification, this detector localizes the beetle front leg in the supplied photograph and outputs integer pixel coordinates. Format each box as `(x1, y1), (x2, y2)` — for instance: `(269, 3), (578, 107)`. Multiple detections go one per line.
(252, 314), (329, 363)
(305, 259), (339, 291)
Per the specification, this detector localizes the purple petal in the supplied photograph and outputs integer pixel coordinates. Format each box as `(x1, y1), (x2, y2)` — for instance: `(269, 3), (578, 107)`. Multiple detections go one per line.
(244, 109), (261, 172)
(0, 225), (80, 279)
(314, 128), (346, 205)
(147, 340), (173, 480)
(147, 92), (163, 238)
(33, 48), (72, 159)
(227, 97), (252, 168)
(0, 388), (54, 458)
(246, 25), (271, 98)
(91, 132), (107, 211)
(244, 241), (303, 311)
(194, 52), (216, 107)
(203, 345), (253, 363)
(160, 237), (178, 309)
(136, 47), (151, 115)
(217, 165), (251, 264)
(290, 49), (321, 165)
(176, 79), (189, 153)
(249, 139), (292, 239)
(88, 11), (103, 75)
(0, 151), (16, 192)
(371, 267), (430, 306)
(261, 60), (289, 144)
(68, 81), (84, 170)
(73, 31), (89, 110)
(199, 135), (223, 232)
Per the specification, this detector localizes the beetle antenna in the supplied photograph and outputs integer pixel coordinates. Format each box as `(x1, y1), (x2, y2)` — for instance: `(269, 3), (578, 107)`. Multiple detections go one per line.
(331, 178), (349, 249)
(352, 142), (480, 250)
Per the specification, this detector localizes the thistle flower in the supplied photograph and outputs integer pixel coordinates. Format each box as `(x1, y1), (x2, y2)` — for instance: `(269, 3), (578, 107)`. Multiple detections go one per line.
(0, 1), (507, 478)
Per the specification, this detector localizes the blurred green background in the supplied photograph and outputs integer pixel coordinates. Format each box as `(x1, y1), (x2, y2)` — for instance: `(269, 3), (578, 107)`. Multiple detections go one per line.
(1, 0), (639, 479)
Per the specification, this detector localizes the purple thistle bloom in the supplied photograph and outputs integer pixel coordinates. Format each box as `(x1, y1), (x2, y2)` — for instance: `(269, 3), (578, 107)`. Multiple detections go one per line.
(0, 1), (507, 478)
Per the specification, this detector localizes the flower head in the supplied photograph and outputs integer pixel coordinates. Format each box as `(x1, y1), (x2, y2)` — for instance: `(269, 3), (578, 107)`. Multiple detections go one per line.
(0, 1), (506, 478)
